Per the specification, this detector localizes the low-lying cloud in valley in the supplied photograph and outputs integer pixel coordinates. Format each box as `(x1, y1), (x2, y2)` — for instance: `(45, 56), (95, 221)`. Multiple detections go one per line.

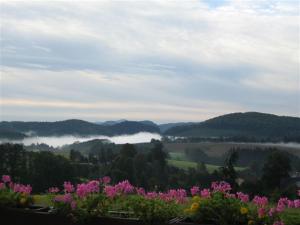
(0, 132), (162, 148)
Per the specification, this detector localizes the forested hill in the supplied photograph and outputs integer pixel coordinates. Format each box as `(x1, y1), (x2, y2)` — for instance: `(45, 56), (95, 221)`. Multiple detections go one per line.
(164, 112), (300, 140)
(0, 119), (160, 137)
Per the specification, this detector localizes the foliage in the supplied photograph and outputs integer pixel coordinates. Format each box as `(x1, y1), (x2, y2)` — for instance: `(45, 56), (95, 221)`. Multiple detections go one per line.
(125, 195), (183, 224)
(262, 151), (291, 190)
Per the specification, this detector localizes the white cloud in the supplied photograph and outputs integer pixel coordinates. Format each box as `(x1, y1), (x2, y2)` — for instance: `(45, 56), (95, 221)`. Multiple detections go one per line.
(0, 0), (299, 121)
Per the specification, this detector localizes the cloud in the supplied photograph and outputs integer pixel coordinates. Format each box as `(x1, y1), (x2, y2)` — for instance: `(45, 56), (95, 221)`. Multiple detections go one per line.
(0, 0), (299, 122)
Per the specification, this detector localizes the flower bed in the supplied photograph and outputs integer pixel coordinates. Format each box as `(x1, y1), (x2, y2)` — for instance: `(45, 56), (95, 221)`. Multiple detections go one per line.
(0, 175), (299, 225)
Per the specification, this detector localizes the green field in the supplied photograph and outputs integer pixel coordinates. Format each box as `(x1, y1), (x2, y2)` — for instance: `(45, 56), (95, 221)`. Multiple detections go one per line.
(281, 208), (300, 225)
(164, 142), (300, 157)
(167, 159), (246, 173)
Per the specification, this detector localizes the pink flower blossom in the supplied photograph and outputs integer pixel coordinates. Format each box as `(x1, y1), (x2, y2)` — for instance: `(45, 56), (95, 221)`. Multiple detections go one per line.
(76, 180), (100, 198)
(225, 193), (236, 199)
(237, 192), (249, 203)
(2, 175), (11, 183)
(48, 187), (60, 193)
(13, 184), (32, 195)
(258, 207), (265, 218)
(102, 176), (111, 184)
(269, 207), (276, 217)
(200, 189), (211, 198)
(273, 221), (285, 225)
(136, 187), (145, 196)
(104, 185), (117, 198)
(190, 186), (200, 196)
(115, 180), (134, 194)
(167, 189), (187, 203)
(211, 181), (231, 193)
(145, 192), (158, 199)
(63, 181), (74, 193)
(276, 197), (288, 212)
(54, 193), (73, 203)
(253, 196), (268, 207)
(294, 199), (300, 208)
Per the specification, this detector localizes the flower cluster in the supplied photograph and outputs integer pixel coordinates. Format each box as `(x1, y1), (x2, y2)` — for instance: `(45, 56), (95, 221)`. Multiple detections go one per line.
(236, 192), (249, 203)
(1, 174), (299, 225)
(0, 175), (32, 195)
(211, 181), (232, 193)
(104, 180), (134, 198)
(0, 175), (33, 207)
(185, 181), (300, 225)
(12, 183), (32, 195)
(190, 186), (200, 196)
(253, 195), (269, 207)
(76, 180), (100, 198)
(63, 181), (75, 193)
(48, 187), (60, 193)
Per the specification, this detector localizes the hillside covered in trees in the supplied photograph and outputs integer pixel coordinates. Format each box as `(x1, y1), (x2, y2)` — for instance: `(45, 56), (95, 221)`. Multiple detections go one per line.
(0, 119), (160, 138)
(164, 112), (300, 141)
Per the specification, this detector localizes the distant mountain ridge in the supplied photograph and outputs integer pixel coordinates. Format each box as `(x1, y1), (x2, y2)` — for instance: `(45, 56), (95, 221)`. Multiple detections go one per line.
(0, 119), (160, 138)
(1, 112), (299, 141)
(164, 112), (300, 140)
(96, 119), (158, 128)
(159, 122), (196, 133)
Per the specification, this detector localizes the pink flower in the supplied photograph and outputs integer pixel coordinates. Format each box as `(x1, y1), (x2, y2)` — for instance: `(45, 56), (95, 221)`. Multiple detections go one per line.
(276, 197), (288, 212)
(48, 187), (60, 193)
(104, 186), (117, 198)
(237, 192), (249, 203)
(54, 193), (73, 203)
(115, 180), (134, 194)
(269, 207), (276, 217)
(145, 192), (158, 199)
(13, 183), (32, 195)
(253, 196), (268, 207)
(167, 189), (187, 203)
(211, 181), (231, 193)
(293, 199), (300, 208)
(136, 187), (145, 196)
(190, 186), (200, 196)
(76, 180), (100, 198)
(63, 181), (74, 193)
(200, 188), (211, 198)
(2, 175), (11, 183)
(102, 176), (111, 184)
(225, 193), (236, 198)
(258, 207), (265, 218)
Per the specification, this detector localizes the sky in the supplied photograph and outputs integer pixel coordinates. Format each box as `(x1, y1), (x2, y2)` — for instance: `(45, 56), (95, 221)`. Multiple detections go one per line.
(0, 0), (299, 123)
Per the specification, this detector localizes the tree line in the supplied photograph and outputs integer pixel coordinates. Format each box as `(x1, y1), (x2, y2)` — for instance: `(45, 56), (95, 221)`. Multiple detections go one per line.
(0, 142), (298, 199)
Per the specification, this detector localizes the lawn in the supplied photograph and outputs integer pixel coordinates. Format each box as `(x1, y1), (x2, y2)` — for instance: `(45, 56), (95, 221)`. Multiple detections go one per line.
(281, 208), (300, 225)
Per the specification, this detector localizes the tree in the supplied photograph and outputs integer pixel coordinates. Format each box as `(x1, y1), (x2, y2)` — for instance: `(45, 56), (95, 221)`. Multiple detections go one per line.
(261, 151), (291, 190)
(220, 150), (239, 191)
(120, 143), (137, 158)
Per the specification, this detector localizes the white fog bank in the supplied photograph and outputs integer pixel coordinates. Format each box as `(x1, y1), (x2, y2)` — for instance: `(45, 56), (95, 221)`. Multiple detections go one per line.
(0, 132), (162, 147)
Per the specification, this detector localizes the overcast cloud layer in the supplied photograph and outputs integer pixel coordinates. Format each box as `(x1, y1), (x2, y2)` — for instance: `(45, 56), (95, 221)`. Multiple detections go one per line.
(0, 0), (299, 123)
